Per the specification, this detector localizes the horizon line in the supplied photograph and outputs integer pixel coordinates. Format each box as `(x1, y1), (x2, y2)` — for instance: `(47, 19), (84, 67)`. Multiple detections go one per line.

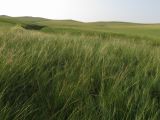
(1, 15), (160, 25)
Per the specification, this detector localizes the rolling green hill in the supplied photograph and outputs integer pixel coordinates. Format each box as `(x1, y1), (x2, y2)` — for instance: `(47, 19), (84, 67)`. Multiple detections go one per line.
(1, 15), (160, 39)
(0, 16), (159, 120)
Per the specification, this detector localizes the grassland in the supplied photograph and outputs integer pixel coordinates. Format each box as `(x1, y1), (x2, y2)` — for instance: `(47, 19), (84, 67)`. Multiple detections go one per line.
(0, 16), (160, 120)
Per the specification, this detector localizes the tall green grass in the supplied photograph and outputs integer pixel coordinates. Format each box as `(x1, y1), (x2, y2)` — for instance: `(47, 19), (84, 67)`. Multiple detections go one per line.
(0, 26), (159, 120)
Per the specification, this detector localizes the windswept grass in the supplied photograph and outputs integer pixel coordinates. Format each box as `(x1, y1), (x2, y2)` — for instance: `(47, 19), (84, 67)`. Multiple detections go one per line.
(0, 26), (159, 120)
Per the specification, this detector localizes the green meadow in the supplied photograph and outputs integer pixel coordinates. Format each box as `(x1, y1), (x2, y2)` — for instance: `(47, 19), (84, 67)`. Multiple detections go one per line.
(0, 16), (159, 120)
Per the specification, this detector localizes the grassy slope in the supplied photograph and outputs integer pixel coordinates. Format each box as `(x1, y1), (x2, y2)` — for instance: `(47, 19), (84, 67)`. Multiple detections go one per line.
(38, 20), (160, 39)
(0, 16), (160, 120)
(1, 16), (160, 39)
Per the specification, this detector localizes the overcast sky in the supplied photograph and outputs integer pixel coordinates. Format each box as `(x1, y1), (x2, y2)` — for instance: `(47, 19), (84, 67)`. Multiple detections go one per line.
(0, 0), (160, 23)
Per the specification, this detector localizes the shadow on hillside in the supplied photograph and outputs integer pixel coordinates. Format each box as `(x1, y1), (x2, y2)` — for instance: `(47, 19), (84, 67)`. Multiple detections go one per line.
(21, 24), (46, 30)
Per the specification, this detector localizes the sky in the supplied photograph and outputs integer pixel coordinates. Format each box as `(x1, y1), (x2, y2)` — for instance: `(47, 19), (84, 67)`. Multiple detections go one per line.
(0, 0), (160, 23)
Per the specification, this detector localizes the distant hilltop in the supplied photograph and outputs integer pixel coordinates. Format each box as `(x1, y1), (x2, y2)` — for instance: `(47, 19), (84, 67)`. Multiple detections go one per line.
(1, 15), (160, 24)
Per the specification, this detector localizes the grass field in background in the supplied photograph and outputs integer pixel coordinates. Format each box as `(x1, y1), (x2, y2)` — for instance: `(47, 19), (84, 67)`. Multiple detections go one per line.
(0, 16), (160, 120)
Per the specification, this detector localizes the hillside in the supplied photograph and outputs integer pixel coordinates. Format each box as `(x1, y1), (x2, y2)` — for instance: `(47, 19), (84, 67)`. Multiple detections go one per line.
(0, 16), (159, 120)
(1, 16), (160, 39)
